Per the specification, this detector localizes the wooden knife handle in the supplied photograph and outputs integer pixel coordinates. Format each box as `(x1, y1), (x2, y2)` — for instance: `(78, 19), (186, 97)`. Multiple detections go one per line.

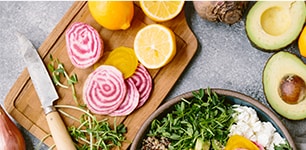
(46, 111), (76, 150)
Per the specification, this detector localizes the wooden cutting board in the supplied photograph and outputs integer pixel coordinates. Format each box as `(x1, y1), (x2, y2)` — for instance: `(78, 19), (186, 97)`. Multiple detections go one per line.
(4, 1), (197, 149)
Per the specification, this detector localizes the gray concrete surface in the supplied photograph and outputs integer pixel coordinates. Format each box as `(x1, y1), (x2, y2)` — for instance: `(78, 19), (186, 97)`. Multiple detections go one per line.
(0, 1), (305, 150)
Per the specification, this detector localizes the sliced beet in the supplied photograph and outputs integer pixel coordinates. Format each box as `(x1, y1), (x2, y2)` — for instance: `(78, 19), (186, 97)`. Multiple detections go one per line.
(109, 78), (140, 116)
(83, 65), (126, 115)
(129, 64), (152, 108)
(66, 22), (103, 69)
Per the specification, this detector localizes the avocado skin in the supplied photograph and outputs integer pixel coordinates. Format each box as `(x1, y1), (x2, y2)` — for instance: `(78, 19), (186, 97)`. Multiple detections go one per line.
(246, 34), (296, 52)
(245, 1), (306, 52)
(262, 51), (306, 120)
(246, 31), (299, 52)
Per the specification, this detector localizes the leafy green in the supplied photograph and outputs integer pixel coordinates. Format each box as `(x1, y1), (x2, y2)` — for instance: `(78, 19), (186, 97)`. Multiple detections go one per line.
(274, 141), (293, 150)
(147, 88), (235, 149)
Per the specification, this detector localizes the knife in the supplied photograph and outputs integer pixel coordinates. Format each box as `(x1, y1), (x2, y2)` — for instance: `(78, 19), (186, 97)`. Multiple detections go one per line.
(16, 32), (76, 150)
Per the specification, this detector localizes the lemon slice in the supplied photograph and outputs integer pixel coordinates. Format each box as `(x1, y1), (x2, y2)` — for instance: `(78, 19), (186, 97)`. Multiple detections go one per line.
(139, 0), (185, 22)
(134, 24), (176, 69)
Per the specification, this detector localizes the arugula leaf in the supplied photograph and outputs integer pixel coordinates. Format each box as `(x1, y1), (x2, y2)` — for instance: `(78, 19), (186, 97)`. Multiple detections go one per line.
(274, 141), (293, 150)
(147, 88), (235, 149)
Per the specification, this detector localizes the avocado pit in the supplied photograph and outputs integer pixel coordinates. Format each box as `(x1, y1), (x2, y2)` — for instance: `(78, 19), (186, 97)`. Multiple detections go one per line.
(278, 74), (306, 104)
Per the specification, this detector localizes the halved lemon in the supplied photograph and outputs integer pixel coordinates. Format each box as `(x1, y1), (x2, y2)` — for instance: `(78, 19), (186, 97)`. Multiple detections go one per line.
(134, 24), (176, 69)
(298, 26), (306, 57)
(139, 0), (185, 22)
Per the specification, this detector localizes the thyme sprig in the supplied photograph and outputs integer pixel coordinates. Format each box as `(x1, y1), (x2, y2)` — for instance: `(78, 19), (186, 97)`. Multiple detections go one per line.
(47, 55), (79, 105)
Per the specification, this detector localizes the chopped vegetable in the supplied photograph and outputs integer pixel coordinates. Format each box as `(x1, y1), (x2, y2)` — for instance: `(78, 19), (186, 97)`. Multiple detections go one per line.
(129, 64), (152, 108)
(104, 46), (139, 79)
(194, 138), (210, 150)
(146, 89), (235, 149)
(0, 105), (26, 150)
(109, 78), (140, 116)
(224, 135), (260, 150)
(83, 65), (127, 115)
(65, 22), (103, 69)
(84, 63), (152, 115)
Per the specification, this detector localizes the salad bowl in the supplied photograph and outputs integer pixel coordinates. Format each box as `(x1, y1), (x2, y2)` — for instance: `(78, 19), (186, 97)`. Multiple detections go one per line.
(131, 88), (296, 149)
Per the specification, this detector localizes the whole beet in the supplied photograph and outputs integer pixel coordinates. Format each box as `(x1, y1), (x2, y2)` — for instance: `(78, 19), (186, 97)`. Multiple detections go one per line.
(193, 1), (249, 25)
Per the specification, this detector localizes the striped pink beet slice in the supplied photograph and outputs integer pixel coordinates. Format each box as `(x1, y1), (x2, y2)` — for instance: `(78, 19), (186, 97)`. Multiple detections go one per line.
(109, 78), (140, 116)
(66, 22), (103, 69)
(83, 65), (126, 115)
(129, 64), (152, 108)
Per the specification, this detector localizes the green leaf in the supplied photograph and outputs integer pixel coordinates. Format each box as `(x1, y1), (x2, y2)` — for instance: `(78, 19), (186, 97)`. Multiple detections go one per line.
(146, 88), (235, 149)
(274, 142), (292, 150)
(47, 54), (79, 105)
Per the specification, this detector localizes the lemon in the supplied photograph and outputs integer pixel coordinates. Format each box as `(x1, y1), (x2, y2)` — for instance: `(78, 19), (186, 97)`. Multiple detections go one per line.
(88, 1), (134, 30)
(134, 24), (176, 69)
(139, 0), (185, 22)
(298, 26), (306, 57)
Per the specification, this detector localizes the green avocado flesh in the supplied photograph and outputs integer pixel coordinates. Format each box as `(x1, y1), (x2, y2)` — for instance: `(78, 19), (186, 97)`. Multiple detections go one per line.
(246, 1), (306, 51)
(263, 51), (306, 120)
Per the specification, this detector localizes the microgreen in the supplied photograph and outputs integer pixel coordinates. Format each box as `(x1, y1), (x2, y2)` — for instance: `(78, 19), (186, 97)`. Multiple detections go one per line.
(55, 105), (127, 150)
(147, 88), (235, 149)
(47, 54), (79, 106)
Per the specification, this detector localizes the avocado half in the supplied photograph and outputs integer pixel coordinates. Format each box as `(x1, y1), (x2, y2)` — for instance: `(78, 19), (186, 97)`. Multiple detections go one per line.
(263, 51), (306, 120)
(246, 1), (306, 51)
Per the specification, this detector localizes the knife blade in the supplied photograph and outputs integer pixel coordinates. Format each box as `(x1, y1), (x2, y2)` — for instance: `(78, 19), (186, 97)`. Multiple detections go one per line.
(16, 32), (76, 150)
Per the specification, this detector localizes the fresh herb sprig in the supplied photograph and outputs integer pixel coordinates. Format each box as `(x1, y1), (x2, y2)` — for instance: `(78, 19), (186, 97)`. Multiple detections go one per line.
(55, 105), (127, 150)
(47, 55), (79, 105)
(147, 88), (235, 149)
